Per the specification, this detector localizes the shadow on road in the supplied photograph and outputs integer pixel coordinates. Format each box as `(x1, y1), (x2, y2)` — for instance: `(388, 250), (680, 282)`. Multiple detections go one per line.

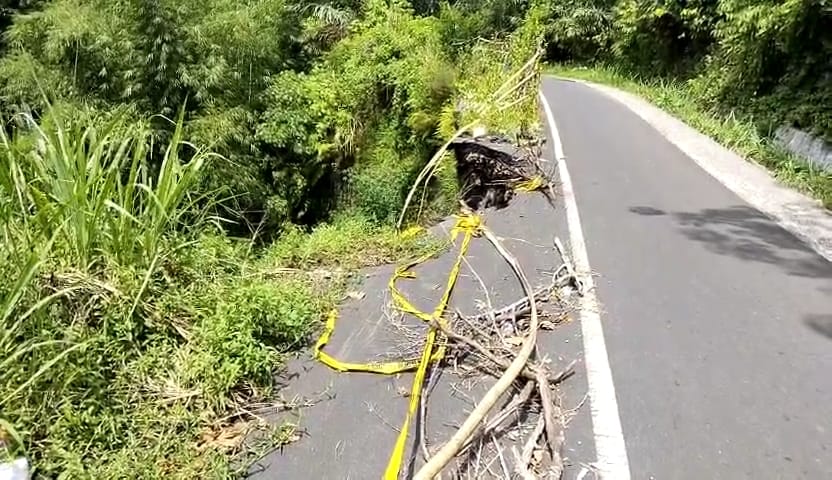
(629, 205), (832, 280)
(805, 314), (832, 341)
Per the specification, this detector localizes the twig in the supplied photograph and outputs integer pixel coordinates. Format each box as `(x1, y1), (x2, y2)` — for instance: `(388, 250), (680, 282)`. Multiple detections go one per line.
(458, 380), (535, 457)
(365, 401), (400, 433)
(554, 237), (584, 295)
(414, 227), (540, 480)
(480, 445), (504, 479)
(492, 434), (511, 480)
(438, 320), (575, 385)
(464, 282), (560, 325)
(398, 121), (478, 229)
(455, 310), (501, 347)
(462, 256), (496, 326)
(518, 415), (546, 479)
(421, 364), (442, 461)
(537, 367), (564, 478)
(512, 446), (532, 480)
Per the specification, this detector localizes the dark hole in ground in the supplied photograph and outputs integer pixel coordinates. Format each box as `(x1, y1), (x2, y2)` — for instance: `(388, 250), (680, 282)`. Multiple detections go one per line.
(450, 135), (543, 211)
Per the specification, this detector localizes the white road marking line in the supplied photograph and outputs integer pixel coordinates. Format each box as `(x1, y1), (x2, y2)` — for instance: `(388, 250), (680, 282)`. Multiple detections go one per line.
(539, 90), (632, 479)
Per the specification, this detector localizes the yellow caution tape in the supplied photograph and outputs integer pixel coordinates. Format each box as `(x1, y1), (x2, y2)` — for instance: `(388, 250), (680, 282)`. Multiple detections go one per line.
(515, 175), (546, 192)
(314, 310), (423, 374)
(384, 214), (480, 479)
(312, 214), (483, 480)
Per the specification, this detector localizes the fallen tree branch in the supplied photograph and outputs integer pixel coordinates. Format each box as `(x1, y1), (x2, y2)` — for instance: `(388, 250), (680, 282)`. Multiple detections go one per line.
(413, 227), (540, 480)
(465, 284), (557, 324)
(436, 320), (574, 385)
(464, 241), (580, 325)
(516, 415), (545, 480)
(458, 380), (535, 457)
(397, 121), (478, 229)
(536, 367), (564, 478)
(491, 49), (542, 103)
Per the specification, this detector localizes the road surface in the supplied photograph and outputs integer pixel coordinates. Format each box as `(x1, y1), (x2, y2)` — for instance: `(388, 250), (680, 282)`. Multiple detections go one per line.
(252, 78), (832, 479)
(541, 77), (832, 479)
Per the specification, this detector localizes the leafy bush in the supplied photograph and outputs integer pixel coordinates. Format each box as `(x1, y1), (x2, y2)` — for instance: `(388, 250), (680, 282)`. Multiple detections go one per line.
(257, 3), (458, 225)
(0, 1), (550, 476)
(546, 0), (615, 62)
(180, 279), (316, 402)
(0, 0), (306, 229)
(702, 0), (832, 140)
(548, 0), (832, 160)
(0, 110), (327, 476)
(611, 0), (719, 75)
(349, 158), (415, 224)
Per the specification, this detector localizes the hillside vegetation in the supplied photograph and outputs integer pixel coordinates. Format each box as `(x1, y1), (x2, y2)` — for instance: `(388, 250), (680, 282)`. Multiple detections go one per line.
(546, 0), (832, 142)
(544, 0), (832, 205)
(4, 0), (830, 477)
(0, 0), (546, 477)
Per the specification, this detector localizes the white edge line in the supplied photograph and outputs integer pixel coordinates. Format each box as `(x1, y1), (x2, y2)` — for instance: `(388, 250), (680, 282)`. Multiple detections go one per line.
(539, 90), (632, 479)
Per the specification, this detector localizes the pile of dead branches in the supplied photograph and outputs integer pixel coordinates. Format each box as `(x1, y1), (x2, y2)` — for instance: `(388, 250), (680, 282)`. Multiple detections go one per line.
(408, 231), (581, 480)
(383, 47), (581, 479)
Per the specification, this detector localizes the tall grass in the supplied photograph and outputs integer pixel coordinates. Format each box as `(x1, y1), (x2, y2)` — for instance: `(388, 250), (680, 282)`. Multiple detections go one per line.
(0, 107), (233, 474)
(0, 105), (438, 476)
(0, 240), (87, 458)
(0, 108), (214, 269)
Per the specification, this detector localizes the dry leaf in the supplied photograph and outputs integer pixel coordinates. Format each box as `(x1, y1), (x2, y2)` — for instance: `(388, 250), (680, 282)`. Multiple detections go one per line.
(539, 320), (556, 330)
(196, 422), (249, 452)
(505, 336), (523, 347)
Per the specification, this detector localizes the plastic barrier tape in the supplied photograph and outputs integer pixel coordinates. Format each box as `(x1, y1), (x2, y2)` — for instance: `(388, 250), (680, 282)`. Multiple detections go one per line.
(312, 214), (482, 479)
(515, 175), (546, 192)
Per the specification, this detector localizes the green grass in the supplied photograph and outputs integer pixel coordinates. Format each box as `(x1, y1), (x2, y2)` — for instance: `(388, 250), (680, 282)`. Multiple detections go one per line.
(268, 214), (444, 271)
(549, 65), (832, 209)
(0, 107), (441, 478)
(0, 15), (539, 475)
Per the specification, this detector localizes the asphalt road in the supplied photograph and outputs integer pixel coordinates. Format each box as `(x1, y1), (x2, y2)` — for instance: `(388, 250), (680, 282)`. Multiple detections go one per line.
(252, 78), (832, 479)
(542, 77), (832, 479)
(251, 186), (593, 479)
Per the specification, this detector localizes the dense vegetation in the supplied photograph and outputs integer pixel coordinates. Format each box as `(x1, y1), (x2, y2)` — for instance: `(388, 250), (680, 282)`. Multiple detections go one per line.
(0, 0), (547, 477)
(5, 0), (828, 476)
(548, 0), (832, 144)
(544, 0), (832, 205)
(546, 0), (832, 143)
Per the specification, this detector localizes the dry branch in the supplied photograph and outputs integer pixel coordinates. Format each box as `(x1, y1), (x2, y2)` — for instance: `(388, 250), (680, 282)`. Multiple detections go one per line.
(537, 367), (564, 477)
(437, 321), (573, 385)
(458, 380), (535, 458)
(516, 415), (545, 480)
(465, 284), (557, 325)
(413, 227), (540, 480)
(397, 122), (478, 229)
